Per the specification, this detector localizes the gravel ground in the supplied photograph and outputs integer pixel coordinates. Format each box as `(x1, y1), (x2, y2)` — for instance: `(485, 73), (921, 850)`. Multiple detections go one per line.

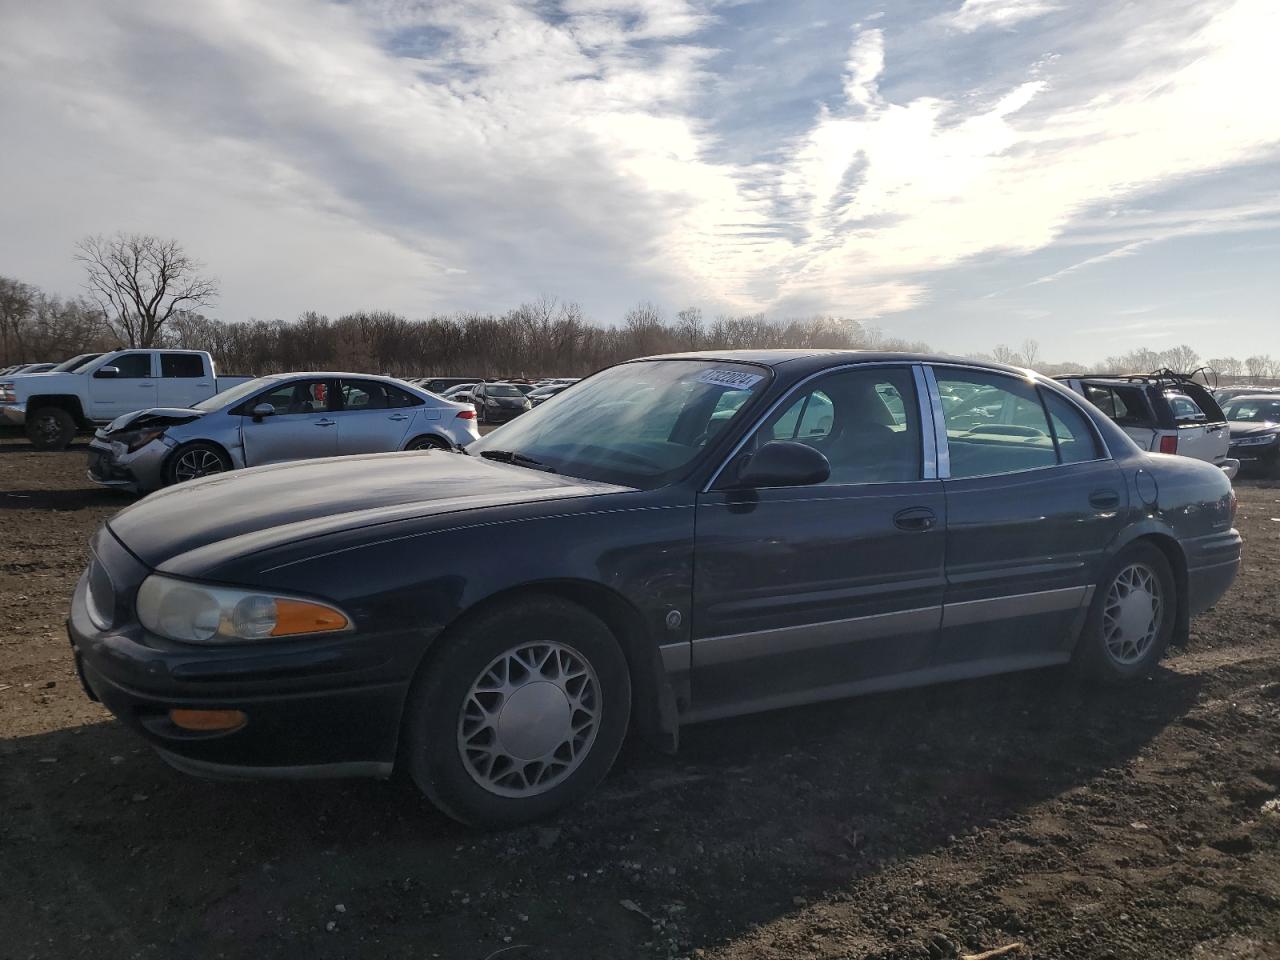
(1, 436), (1278, 960)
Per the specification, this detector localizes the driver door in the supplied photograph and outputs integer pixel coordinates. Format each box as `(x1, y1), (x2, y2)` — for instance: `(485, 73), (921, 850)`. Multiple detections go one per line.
(240, 378), (340, 465)
(690, 364), (946, 720)
(88, 352), (157, 419)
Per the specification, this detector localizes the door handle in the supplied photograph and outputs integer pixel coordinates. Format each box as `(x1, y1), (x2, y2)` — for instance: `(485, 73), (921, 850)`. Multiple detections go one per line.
(138, 383), (154, 388)
(314, 419), (336, 427)
(893, 507), (937, 531)
(1089, 489), (1121, 509)
(388, 414), (410, 421)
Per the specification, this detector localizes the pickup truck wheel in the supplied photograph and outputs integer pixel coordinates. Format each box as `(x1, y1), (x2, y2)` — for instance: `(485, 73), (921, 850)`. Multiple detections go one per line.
(164, 442), (231, 486)
(1073, 542), (1175, 683)
(402, 596), (631, 827)
(26, 407), (77, 451)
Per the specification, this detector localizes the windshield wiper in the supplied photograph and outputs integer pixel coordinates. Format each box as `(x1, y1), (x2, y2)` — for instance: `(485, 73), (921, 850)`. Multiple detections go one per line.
(479, 449), (557, 473)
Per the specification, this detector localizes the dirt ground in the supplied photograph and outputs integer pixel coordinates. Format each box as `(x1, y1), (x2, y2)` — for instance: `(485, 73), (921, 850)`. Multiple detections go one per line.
(2, 435), (1278, 960)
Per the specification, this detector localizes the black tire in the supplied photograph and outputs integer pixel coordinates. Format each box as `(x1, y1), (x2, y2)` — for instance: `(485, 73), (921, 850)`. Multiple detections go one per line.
(163, 441), (232, 487)
(1073, 541), (1176, 682)
(406, 434), (451, 451)
(402, 595), (631, 827)
(26, 406), (77, 451)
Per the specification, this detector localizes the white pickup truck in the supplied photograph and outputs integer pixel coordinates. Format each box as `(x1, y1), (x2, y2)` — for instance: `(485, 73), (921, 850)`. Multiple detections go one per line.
(0, 349), (251, 450)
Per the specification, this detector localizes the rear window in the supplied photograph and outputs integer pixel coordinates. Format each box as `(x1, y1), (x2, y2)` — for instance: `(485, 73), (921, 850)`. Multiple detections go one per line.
(161, 354), (205, 378)
(1164, 390), (1208, 422)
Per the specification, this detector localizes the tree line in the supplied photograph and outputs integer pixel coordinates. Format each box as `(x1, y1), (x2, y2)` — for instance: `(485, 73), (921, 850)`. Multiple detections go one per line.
(2, 233), (1276, 383)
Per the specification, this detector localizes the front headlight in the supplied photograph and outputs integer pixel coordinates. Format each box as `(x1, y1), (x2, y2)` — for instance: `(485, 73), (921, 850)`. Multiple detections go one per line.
(136, 574), (351, 644)
(125, 428), (167, 452)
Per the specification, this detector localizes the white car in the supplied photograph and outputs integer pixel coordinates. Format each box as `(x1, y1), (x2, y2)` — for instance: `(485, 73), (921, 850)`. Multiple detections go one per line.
(1057, 373), (1238, 479)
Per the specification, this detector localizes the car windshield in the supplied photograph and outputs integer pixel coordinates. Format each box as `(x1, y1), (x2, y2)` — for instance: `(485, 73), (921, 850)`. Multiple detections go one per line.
(486, 384), (523, 397)
(193, 376), (280, 412)
(50, 353), (103, 373)
(468, 359), (770, 489)
(1225, 398), (1280, 423)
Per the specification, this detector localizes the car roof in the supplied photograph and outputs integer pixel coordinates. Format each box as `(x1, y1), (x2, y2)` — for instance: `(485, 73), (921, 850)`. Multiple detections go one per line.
(637, 349), (1032, 378)
(1223, 393), (1280, 402)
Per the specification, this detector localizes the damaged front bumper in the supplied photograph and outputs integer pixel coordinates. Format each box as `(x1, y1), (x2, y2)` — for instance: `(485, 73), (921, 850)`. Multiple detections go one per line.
(87, 434), (172, 493)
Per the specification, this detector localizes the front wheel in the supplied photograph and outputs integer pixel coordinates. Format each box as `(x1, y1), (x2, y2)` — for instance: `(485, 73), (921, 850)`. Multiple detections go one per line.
(402, 596), (631, 827)
(1073, 542), (1176, 682)
(26, 407), (77, 450)
(164, 442), (231, 486)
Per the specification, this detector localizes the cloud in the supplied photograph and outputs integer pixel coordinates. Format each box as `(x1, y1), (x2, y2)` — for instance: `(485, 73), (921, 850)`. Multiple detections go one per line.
(0, 0), (1277, 341)
(939, 0), (1063, 33)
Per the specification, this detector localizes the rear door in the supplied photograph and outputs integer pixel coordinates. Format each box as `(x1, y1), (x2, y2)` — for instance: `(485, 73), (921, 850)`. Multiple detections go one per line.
(334, 379), (421, 455)
(929, 366), (1128, 667)
(240, 377), (339, 465)
(691, 364), (946, 719)
(157, 353), (214, 408)
(87, 352), (157, 419)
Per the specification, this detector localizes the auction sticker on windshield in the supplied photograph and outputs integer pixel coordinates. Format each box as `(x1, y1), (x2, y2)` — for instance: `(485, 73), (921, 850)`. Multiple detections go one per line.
(692, 369), (764, 390)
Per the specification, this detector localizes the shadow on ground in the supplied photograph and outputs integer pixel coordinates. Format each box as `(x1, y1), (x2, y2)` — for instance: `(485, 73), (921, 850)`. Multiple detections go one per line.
(2, 664), (1203, 960)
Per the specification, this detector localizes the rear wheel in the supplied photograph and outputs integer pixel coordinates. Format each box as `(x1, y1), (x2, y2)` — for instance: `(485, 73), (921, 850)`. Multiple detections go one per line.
(26, 407), (77, 450)
(164, 442), (231, 486)
(402, 596), (631, 827)
(406, 435), (451, 451)
(1074, 542), (1176, 682)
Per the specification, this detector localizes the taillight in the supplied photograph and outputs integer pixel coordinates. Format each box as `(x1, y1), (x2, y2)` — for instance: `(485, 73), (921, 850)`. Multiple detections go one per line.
(1158, 435), (1178, 455)
(456, 409), (476, 420)
(1229, 489), (1238, 523)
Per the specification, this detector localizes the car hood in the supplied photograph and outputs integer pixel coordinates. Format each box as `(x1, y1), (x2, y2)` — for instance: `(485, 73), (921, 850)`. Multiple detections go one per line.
(1228, 420), (1280, 438)
(104, 407), (206, 434)
(107, 450), (628, 573)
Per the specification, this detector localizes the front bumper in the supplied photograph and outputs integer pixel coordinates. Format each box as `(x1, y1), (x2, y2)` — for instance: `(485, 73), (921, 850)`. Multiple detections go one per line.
(86, 436), (168, 492)
(68, 554), (422, 778)
(1, 401), (26, 426)
(482, 406), (526, 423)
(1228, 439), (1280, 467)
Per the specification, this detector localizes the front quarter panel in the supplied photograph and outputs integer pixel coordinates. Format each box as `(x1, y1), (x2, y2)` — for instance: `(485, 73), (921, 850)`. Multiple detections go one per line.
(197, 488), (698, 700)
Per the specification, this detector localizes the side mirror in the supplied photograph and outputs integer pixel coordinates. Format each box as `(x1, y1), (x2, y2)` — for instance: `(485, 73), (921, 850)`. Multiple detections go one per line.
(251, 402), (276, 422)
(94, 366), (120, 379)
(736, 440), (830, 488)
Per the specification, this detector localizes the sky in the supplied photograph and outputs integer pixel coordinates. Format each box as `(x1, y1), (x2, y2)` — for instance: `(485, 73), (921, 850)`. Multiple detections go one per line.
(1, 0), (1278, 362)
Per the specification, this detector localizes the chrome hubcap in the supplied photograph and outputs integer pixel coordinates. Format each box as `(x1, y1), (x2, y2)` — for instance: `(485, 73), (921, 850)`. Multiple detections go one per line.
(458, 641), (600, 798)
(1103, 563), (1163, 665)
(173, 449), (226, 482)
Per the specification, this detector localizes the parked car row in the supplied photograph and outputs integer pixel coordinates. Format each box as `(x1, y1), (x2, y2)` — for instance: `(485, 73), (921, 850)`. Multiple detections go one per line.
(67, 350), (1241, 827)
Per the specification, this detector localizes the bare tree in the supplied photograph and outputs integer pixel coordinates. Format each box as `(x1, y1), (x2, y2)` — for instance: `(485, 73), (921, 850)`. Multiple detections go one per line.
(1245, 355), (1275, 380)
(1207, 356), (1243, 378)
(991, 343), (1020, 365)
(1160, 344), (1200, 373)
(0, 277), (38, 364)
(76, 233), (219, 347)
(1020, 338), (1041, 368)
(675, 307), (703, 350)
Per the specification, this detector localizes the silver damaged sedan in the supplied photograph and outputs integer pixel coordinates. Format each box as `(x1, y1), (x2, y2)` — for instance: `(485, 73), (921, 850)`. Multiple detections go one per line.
(87, 373), (480, 493)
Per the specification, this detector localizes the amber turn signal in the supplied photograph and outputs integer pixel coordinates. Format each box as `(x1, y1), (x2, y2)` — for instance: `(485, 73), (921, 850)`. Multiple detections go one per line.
(270, 599), (350, 637)
(168, 708), (247, 732)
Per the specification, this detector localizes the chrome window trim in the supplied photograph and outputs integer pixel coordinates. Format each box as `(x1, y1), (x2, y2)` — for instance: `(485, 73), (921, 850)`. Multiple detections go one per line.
(921, 365), (950, 479)
(702, 360), (932, 493)
(912, 364), (938, 480)
(924, 361), (1115, 481)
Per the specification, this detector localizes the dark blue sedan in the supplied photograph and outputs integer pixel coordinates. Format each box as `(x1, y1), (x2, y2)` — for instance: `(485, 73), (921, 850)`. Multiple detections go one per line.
(68, 351), (1241, 826)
